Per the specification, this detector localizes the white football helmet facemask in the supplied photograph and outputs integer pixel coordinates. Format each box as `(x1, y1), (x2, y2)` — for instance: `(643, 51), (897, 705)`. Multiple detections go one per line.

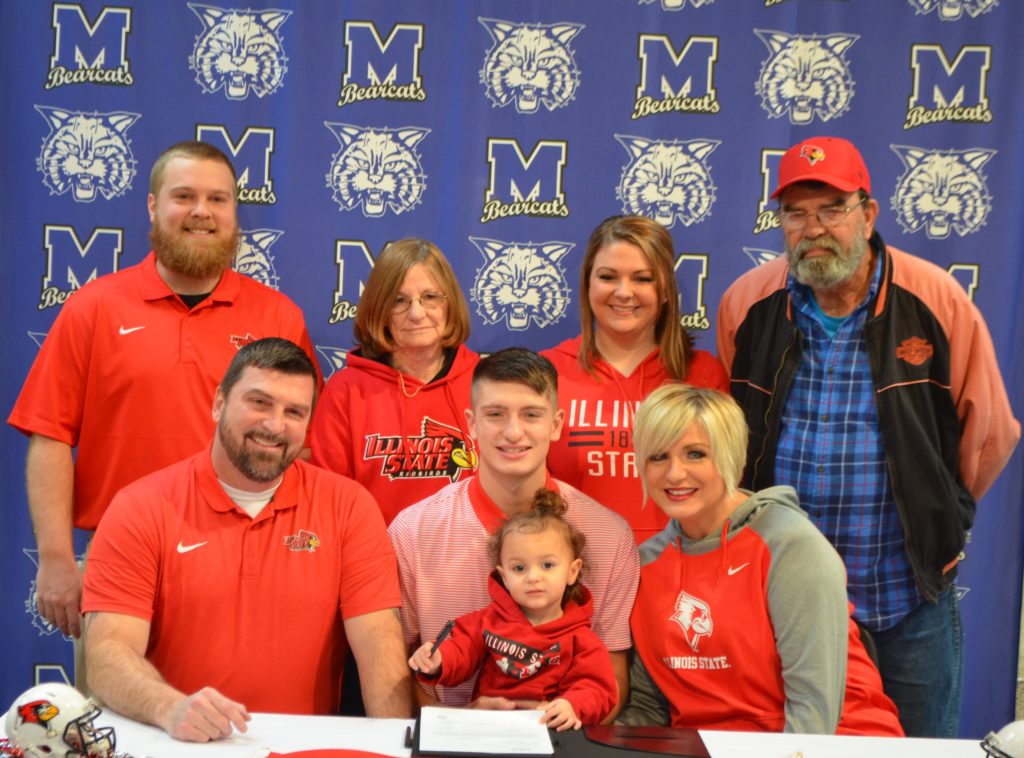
(983, 719), (1024, 758)
(4, 683), (115, 757)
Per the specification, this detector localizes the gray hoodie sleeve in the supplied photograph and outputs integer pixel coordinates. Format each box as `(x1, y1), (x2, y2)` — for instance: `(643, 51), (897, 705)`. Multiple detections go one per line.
(615, 648), (671, 726)
(758, 506), (849, 734)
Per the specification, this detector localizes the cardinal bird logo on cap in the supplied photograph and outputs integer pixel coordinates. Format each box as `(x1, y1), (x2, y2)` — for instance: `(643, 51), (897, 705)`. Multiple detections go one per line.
(800, 145), (826, 165)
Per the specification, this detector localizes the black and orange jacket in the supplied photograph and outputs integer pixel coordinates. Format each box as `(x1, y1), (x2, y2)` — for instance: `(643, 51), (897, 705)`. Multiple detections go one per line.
(717, 234), (1019, 601)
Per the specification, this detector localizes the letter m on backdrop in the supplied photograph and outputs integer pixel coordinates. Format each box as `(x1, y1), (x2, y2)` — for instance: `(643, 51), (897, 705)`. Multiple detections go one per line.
(485, 139), (567, 205)
(51, 4), (131, 70)
(910, 44), (990, 110)
(43, 226), (123, 292)
(334, 240), (376, 306)
(343, 22), (423, 87)
(196, 125), (275, 197)
(636, 34), (718, 100)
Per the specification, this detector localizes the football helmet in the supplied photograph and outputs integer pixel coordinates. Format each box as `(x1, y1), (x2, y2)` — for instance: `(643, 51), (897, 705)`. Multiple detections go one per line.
(4, 683), (115, 757)
(983, 719), (1024, 758)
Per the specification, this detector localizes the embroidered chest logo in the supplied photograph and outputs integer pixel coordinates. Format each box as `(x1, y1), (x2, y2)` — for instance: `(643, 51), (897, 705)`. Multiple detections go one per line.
(671, 589), (713, 652)
(890, 145), (994, 239)
(363, 417), (477, 483)
(484, 629), (561, 680)
(230, 333), (256, 350)
(895, 336), (934, 366)
(283, 529), (320, 552)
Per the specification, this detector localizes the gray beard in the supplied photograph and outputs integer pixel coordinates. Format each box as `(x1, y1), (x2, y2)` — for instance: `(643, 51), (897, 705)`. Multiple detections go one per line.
(787, 233), (868, 290)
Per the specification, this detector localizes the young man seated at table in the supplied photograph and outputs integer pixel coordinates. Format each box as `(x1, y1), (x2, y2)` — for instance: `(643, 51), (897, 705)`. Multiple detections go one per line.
(388, 348), (639, 719)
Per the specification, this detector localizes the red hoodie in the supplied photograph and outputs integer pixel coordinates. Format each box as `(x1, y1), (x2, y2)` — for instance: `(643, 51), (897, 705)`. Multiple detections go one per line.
(542, 336), (728, 543)
(310, 345), (479, 524)
(421, 574), (618, 725)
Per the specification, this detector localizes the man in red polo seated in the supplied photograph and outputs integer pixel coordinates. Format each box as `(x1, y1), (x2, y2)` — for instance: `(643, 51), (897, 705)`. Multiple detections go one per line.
(82, 338), (411, 741)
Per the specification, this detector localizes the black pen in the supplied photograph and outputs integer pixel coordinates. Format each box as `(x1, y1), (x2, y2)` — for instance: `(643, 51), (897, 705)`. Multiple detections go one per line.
(430, 619), (455, 656)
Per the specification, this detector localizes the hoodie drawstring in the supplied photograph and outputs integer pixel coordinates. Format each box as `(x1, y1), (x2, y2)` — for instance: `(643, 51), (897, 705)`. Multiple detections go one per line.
(715, 519), (731, 588)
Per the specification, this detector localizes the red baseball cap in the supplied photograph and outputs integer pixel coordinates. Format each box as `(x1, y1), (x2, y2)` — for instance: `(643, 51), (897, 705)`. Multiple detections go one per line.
(771, 136), (871, 199)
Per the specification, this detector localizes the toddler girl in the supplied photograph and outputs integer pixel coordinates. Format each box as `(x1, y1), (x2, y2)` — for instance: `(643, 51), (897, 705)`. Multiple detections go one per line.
(408, 490), (617, 731)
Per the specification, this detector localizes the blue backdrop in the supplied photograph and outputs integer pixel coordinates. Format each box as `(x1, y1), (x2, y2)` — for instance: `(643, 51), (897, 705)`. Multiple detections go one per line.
(1, 0), (1021, 738)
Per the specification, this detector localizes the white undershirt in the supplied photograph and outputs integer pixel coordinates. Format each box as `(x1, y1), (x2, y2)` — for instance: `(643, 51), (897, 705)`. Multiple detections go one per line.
(218, 478), (283, 518)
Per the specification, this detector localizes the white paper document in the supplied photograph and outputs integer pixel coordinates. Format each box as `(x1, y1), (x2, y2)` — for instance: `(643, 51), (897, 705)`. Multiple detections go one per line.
(418, 706), (554, 755)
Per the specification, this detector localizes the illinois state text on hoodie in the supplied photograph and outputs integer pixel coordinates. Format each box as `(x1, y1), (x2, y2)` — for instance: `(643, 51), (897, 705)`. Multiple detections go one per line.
(310, 344), (479, 524)
(420, 573), (618, 725)
(543, 336), (728, 543)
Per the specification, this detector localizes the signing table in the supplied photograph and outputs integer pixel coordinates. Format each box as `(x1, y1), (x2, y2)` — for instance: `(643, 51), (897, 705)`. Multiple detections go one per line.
(96, 712), (985, 758)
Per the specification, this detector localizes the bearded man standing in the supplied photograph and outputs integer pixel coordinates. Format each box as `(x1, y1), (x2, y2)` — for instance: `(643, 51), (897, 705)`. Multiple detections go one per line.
(717, 136), (1018, 737)
(8, 141), (316, 655)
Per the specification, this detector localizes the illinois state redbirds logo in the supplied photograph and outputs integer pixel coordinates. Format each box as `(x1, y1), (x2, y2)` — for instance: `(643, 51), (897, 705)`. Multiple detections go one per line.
(363, 417), (477, 483)
(18, 699), (60, 731)
(671, 590), (713, 652)
(283, 529), (320, 552)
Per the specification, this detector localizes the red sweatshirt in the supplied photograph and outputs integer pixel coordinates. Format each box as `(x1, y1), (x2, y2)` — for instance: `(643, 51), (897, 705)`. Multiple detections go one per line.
(310, 345), (479, 524)
(543, 336), (729, 543)
(422, 574), (617, 725)
(624, 487), (903, 736)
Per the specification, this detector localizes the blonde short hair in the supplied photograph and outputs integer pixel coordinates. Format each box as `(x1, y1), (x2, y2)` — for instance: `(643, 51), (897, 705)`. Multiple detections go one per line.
(633, 384), (748, 500)
(353, 238), (471, 359)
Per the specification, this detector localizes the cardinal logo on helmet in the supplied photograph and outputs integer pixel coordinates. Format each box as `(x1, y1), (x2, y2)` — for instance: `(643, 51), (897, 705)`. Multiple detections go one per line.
(17, 700), (60, 732)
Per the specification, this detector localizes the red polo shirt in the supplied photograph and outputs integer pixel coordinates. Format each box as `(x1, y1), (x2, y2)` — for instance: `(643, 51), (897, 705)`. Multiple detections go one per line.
(82, 449), (400, 714)
(8, 252), (317, 529)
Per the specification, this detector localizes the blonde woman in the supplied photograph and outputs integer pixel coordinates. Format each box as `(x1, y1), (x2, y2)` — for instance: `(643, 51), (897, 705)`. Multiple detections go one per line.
(620, 384), (902, 735)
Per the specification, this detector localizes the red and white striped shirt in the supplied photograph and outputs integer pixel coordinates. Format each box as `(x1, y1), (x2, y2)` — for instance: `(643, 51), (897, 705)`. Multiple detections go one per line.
(388, 474), (639, 706)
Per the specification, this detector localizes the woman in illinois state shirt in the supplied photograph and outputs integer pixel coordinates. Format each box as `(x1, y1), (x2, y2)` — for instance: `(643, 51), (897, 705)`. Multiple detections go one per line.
(543, 215), (728, 544)
(311, 238), (479, 525)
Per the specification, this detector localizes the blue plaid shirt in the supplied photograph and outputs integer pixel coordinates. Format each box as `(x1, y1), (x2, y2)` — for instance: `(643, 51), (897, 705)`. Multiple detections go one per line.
(774, 266), (920, 631)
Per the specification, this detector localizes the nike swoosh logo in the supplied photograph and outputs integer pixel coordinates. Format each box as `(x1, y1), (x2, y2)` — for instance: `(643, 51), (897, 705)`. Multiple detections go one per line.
(727, 563), (750, 576)
(176, 541), (208, 554)
(119, 325), (146, 335)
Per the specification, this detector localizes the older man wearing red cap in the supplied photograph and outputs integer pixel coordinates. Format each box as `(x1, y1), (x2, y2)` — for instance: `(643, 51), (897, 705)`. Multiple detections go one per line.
(716, 136), (1018, 737)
